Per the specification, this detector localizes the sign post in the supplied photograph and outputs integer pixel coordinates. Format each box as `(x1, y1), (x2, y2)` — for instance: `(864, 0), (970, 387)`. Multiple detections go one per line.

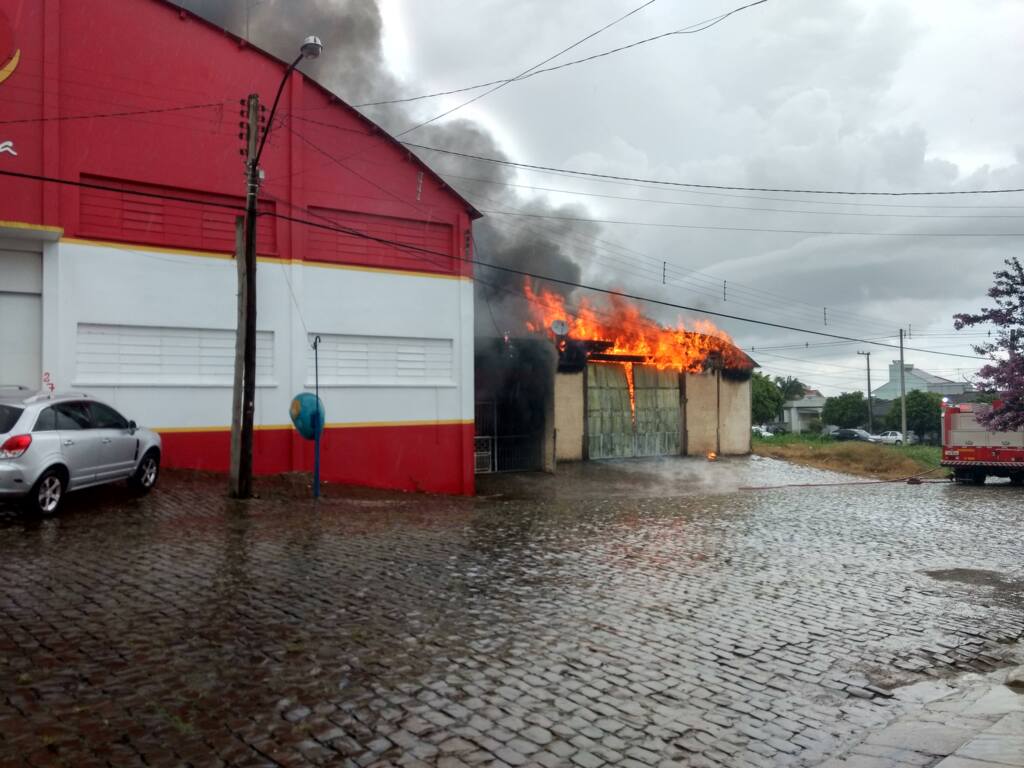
(288, 337), (325, 500)
(312, 336), (321, 499)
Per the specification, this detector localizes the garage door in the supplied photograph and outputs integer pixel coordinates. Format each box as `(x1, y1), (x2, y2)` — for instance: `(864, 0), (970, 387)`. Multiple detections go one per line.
(0, 246), (42, 389)
(633, 365), (681, 457)
(587, 363), (682, 460)
(586, 362), (635, 459)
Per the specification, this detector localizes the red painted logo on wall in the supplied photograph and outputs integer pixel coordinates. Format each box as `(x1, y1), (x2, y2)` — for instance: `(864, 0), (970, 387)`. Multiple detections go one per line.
(0, 10), (20, 157)
(0, 10), (18, 86)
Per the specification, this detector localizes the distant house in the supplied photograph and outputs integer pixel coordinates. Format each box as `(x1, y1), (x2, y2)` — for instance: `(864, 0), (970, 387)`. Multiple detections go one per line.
(782, 388), (827, 434)
(872, 361), (972, 400)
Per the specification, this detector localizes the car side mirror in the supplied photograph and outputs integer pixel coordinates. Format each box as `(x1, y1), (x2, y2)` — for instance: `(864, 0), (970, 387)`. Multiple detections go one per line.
(129, 420), (137, 434)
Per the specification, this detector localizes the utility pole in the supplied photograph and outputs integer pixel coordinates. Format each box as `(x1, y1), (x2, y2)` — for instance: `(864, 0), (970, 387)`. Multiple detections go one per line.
(230, 93), (260, 499)
(229, 37), (322, 500)
(229, 214), (246, 496)
(899, 329), (908, 438)
(857, 351), (873, 433)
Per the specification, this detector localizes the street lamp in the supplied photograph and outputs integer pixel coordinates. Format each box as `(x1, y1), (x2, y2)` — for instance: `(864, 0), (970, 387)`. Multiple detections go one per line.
(254, 36), (323, 166)
(230, 36), (323, 499)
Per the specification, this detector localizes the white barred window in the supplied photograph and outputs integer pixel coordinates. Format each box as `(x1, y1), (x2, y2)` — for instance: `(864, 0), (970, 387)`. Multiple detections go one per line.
(307, 333), (454, 387)
(75, 323), (274, 386)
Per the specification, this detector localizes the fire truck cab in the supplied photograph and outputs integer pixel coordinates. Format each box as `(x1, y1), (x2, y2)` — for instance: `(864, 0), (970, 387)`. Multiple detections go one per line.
(941, 402), (1024, 485)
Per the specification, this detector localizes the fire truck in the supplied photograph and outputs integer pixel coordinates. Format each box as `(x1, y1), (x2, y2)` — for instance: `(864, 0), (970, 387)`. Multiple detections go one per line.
(941, 402), (1024, 485)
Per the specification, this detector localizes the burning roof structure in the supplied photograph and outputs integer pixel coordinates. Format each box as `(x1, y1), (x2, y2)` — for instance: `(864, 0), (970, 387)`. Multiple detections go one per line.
(522, 282), (756, 376)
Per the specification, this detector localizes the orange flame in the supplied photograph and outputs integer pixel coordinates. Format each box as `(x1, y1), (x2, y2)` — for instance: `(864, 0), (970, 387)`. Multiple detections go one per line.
(523, 281), (750, 373)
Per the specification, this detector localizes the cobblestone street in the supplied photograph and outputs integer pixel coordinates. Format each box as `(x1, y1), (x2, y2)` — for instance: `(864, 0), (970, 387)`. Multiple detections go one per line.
(1, 457), (1022, 767)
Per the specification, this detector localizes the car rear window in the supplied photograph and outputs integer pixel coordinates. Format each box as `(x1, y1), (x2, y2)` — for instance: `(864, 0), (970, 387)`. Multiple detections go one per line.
(0, 405), (23, 433)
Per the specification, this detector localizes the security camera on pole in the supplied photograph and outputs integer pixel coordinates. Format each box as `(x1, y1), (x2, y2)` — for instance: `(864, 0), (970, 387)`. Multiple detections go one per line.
(230, 36), (323, 499)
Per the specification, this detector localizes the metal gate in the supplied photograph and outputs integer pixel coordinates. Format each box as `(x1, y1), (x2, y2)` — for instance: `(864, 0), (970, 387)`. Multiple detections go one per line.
(474, 401), (544, 473)
(634, 365), (682, 457)
(587, 363), (681, 459)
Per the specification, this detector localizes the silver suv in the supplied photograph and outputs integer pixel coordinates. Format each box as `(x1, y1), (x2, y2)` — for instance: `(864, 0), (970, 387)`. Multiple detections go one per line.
(0, 388), (162, 515)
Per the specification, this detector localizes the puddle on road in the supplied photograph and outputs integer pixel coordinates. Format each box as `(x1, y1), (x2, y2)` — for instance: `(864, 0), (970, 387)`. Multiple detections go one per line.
(926, 568), (1011, 587)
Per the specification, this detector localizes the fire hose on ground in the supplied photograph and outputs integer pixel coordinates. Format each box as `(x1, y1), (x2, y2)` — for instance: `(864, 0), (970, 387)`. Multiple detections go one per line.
(738, 466), (949, 491)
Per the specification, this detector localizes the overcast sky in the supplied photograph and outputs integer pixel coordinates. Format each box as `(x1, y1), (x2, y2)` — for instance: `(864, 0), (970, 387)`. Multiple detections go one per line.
(190, 0), (1024, 395)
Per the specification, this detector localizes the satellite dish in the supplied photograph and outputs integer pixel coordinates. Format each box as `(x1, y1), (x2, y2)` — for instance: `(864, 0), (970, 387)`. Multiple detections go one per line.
(551, 319), (569, 337)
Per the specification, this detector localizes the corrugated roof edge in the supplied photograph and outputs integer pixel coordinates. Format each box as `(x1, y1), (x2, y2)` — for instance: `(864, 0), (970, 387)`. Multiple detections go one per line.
(161, 0), (483, 221)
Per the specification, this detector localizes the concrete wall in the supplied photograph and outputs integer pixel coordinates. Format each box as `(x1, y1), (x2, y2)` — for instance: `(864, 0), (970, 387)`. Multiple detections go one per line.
(684, 371), (719, 455)
(554, 372), (585, 461)
(720, 377), (752, 455)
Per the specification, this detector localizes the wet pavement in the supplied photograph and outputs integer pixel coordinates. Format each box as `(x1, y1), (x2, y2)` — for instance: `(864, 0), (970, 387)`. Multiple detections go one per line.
(0, 456), (1022, 767)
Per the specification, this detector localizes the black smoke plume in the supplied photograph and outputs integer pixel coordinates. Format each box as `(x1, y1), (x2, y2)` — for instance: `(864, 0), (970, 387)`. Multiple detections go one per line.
(174, 0), (602, 337)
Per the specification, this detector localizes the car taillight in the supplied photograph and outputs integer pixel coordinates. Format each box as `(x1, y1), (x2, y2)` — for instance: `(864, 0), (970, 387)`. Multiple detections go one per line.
(0, 434), (31, 459)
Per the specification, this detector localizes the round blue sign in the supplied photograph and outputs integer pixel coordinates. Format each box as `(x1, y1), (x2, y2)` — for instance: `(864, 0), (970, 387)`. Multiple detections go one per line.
(289, 392), (325, 440)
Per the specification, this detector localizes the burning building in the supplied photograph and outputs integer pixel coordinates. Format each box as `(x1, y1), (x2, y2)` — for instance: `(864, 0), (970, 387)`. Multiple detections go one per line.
(474, 284), (756, 473)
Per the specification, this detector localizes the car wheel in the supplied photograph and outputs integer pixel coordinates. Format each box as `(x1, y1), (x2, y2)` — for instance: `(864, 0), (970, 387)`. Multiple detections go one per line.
(129, 450), (160, 494)
(26, 468), (66, 517)
(894, 440), (902, 446)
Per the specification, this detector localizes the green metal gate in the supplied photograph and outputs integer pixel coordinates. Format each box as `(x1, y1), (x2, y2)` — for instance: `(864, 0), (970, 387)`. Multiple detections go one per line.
(586, 363), (681, 459)
(634, 365), (682, 457)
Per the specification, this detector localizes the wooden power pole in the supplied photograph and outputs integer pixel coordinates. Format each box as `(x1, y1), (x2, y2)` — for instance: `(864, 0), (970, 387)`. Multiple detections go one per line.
(230, 93), (260, 499)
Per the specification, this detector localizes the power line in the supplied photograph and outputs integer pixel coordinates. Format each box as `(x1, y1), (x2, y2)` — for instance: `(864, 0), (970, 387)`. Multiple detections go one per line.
(393, 0), (662, 137)
(447, 174), (1024, 219)
(2, 167), (991, 362)
(479, 207), (1024, 237)
(287, 111), (1024, 209)
(263, 208), (988, 361)
(353, 0), (768, 109)
(474, 192), (900, 336)
(0, 169), (243, 211)
(0, 100), (229, 126)
(403, 142), (1024, 197)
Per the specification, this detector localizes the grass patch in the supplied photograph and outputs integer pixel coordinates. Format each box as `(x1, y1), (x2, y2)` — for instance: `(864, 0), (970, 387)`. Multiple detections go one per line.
(752, 434), (942, 480)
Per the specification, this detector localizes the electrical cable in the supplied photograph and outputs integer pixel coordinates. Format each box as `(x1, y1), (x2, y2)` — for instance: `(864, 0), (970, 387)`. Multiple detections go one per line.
(392, 0), (663, 137)
(1, 167), (989, 362)
(352, 0), (768, 109)
(0, 100), (230, 126)
(403, 143), (1024, 197)
(0, 169), (244, 211)
(448, 174), (1024, 219)
(264, 207), (989, 361)
(479, 207), (1024, 237)
(288, 128), (1024, 209)
(438, 171), (903, 335)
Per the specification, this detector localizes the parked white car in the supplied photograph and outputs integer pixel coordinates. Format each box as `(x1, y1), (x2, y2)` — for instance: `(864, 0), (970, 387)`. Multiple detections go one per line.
(752, 426), (774, 438)
(873, 430), (905, 446)
(0, 389), (162, 515)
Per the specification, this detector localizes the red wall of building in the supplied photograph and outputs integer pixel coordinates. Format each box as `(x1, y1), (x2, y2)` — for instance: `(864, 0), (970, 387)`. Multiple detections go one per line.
(160, 423), (475, 496)
(0, 0), (475, 276)
(0, 0), (478, 495)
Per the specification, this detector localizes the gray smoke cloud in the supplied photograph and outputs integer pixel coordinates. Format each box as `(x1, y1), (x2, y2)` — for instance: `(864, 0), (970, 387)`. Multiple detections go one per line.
(174, 0), (400, 108)
(408, 122), (598, 336)
(174, 0), (600, 338)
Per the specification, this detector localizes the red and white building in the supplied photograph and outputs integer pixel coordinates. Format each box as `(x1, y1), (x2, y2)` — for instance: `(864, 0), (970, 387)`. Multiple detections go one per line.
(0, 0), (479, 494)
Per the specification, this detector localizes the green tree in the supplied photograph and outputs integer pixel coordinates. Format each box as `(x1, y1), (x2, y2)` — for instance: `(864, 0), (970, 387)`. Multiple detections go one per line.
(751, 372), (784, 425)
(774, 376), (806, 403)
(822, 391), (868, 429)
(884, 390), (944, 439)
